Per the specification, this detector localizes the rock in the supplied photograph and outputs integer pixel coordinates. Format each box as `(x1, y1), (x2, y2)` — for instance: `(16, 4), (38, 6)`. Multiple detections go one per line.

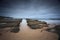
(46, 25), (60, 40)
(11, 27), (20, 33)
(26, 19), (48, 29)
(0, 33), (2, 36)
(0, 16), (22, 33)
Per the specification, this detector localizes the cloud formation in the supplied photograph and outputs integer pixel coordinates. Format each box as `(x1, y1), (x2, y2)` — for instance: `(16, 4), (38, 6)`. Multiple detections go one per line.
(0, 0), (60, 18)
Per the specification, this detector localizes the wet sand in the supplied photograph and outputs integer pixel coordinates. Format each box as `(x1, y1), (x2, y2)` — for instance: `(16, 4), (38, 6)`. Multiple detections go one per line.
(0, 19), (58, 40)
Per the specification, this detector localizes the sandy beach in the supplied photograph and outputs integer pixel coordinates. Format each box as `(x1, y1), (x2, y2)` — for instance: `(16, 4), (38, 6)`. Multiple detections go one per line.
(0, 19), (58, 40)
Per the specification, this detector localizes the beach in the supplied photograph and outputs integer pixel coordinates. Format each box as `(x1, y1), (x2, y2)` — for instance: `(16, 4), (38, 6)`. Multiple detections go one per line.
(0, 19), (58, 40)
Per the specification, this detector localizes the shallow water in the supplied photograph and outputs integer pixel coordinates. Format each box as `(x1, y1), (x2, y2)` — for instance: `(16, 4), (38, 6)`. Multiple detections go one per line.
(39, 20), (60, 24)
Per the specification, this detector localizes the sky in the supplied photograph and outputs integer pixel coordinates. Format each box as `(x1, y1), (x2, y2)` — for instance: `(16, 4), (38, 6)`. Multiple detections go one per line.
(0, 0), (60, 18)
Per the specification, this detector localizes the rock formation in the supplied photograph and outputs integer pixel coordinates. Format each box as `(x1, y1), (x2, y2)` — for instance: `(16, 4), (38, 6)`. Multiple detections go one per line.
(26, 19), (48, 30)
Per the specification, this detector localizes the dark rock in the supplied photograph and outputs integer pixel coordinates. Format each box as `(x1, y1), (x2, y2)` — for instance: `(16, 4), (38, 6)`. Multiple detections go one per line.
(54, 25), (60, 40)
(0, 33), (2, 36)
(11, 27), (20, 33)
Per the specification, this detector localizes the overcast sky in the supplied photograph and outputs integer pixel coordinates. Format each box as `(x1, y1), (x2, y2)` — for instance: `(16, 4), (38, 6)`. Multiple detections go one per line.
(0, 0), (60, 18)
